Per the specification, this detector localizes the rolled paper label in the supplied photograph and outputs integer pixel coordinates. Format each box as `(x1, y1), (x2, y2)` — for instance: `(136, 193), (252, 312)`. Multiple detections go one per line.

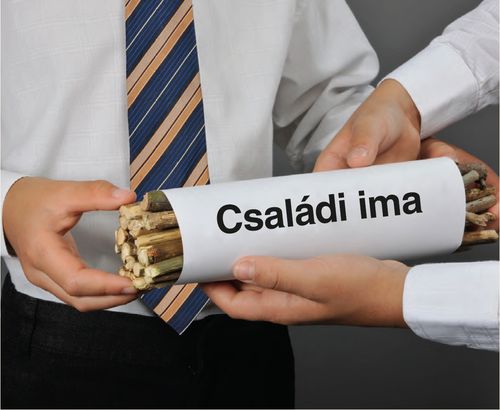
(165, 158), (465, 284)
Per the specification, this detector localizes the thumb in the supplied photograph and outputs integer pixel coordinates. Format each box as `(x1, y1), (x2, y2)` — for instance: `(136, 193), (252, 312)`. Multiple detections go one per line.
(345, 117), (387, 168)
(61, 180), (136, 212)
(233, 256), (326, 299)
(313, 127), (350, 172)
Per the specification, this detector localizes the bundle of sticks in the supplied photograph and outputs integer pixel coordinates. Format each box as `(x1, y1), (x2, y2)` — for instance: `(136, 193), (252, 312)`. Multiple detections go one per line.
(115, 162), (498, 291)
(115, 191), (182, 291)
(460, 163), (498, 247)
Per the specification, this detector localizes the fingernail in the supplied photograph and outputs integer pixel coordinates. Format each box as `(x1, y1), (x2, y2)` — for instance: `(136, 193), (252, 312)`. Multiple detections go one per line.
(348, 146), (369, 162)
(122, 287), (137, 295)
(234, 260), (255, 281)
(112, 188), (133, 199)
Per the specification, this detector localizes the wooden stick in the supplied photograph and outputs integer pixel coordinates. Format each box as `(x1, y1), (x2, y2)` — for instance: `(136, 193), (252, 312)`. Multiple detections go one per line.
(134, 228), (181, 248)
(127, 218), (143, 232)
(137, 240), (183, 266)
(466, 186), (496, 202)
(150, 281), (177, 289)
(120, 242), (137, 262)
(133, 262), (145, 278)
(144, 256), (183, 280)
(462, 230), (499, 246)
(116, 228), (128, 246)
(124, 256), (136, 271)
(140, 191), (172, 212)
(119, 216), (129, 230)
(145, 271), (181, 285)
(465, 212), (491, 227)
(127, 219), (161, 238)
(458, 163), (487, 179)
(143, 211), (178, 230)
(132, 277), (151, 291)
(119, 202), (144, 220)
(118, 268), (129, 277)
(482, 212), (496, 222)
(466, 195), (496, 213)
(462, 170), (480, 186)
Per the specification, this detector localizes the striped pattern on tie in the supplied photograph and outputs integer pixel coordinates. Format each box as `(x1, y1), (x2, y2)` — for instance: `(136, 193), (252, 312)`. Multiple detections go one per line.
(125, 0), (209, 334)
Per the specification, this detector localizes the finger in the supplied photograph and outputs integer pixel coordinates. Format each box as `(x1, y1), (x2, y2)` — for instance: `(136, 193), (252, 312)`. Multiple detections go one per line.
(29, 267), (137, 312)
(202, 281), (270, 320)
(313, 128), (350, 172)
(57, 180), (136, 213)
(202, 281), (320, 324)
(419, 137), (459, 161)
(34, 234), (137, 297)
(237, 282), (266, 293)
(343, 116), (390, 168)
(232, 256), (331, 299)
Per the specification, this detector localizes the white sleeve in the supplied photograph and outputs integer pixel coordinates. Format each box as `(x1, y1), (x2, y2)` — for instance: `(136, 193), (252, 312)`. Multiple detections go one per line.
(403, 261), (499, 352)
(384, 0), (499, 138)
(273, 0), (379, 172)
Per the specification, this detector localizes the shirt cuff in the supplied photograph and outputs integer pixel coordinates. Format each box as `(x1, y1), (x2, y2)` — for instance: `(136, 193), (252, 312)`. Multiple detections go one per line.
(1, 170), (27, 257)
(403, 261), (499, 352)
(383, 42), (479, 138)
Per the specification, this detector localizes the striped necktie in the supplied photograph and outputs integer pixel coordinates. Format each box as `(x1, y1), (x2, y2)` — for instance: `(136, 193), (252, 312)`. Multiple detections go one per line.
(125, 0), (209, 334)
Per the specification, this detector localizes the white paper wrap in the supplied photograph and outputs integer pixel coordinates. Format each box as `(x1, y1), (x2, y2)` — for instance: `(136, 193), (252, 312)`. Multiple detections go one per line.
(165, 158), (465, 284)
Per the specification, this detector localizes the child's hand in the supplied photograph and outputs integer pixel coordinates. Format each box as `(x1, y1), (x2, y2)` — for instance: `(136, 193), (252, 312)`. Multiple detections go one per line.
(3, 177), (138, 311)
(203, 254), (409, 327)
(314, 79), (421, 171)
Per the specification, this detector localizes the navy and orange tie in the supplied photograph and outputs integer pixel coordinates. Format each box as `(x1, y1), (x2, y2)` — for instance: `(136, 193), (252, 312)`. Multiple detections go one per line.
(125, 0), (209, 333)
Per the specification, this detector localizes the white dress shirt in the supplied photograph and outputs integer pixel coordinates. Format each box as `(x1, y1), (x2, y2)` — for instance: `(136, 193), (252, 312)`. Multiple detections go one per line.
(387, 0), (499, 351)
(1, 0), (378, 315)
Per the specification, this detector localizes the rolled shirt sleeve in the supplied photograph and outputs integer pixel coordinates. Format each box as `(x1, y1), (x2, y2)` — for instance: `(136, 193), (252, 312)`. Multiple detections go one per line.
(384, 0), (499, 138)
(403, 261), (499, 351)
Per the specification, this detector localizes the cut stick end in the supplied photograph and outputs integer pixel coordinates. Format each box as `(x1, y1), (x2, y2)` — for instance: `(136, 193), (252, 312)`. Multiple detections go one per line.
(140, 191), (171, 212)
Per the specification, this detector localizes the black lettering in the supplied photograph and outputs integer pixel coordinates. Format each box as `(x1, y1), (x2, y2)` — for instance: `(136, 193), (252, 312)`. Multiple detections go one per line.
(217, 204), (242, 234)
(359, 190), (367, 219)
(244, 209), (263, 231)
(369, 194), (401, 218)
(265, 207), (285, 229)
(338, 192), (346, 221)
(296, 196), (315, 226)
(316, 194), (337, 223)
(402, 192), (423, 214)
(285, 198), (294, 227)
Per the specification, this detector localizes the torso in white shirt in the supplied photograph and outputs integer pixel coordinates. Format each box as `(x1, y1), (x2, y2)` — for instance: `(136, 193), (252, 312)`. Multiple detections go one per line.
(1, 0), (377, 315)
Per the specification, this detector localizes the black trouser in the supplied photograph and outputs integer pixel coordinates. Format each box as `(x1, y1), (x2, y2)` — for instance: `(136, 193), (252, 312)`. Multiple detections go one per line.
(1, 275), (294, 408)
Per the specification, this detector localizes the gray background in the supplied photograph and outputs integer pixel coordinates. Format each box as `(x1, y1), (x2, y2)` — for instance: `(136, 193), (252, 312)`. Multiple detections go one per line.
(1, 1), (497, 409)
(272, 0), (500, 408)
